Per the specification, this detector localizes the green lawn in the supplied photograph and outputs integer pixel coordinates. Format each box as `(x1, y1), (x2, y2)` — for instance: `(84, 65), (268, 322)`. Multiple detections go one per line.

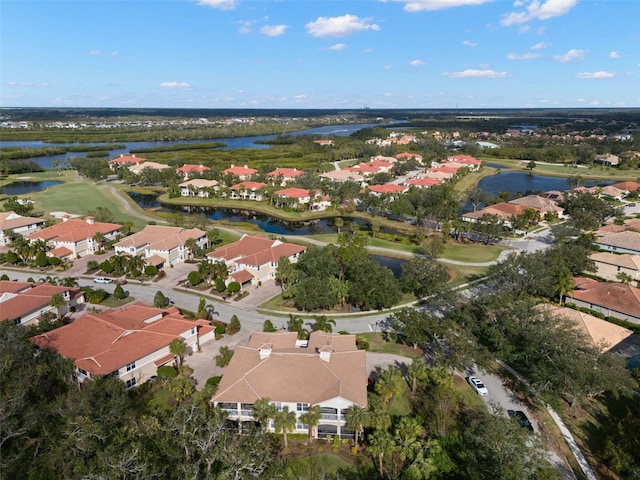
(444, 263), (489, 287)
(359, 332), (424, 360)
(441, 242), (506, 263)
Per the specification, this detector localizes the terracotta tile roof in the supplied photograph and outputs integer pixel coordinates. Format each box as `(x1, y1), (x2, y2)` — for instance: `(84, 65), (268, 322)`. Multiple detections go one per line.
(267, 168), (304, 178)
(114, 225), (206, 252)
(230, 181), (267, 191)
(598, 224), (627, 234)
(48, 246), (74, 259)
(508, 195), (564, 213)
(590, 252), (640, 270)
(212, 331), (367, 407)
(275, 188), (311, 198)
(366, 184), (408, 194)
(1, 282), (82, 323)
(179, 179), (219, 188)
(176, 164), (211, 174)
(347, 165), (380, 174)
(28, 218), (121, 244)
(207, 235), (306, 267)
(31, 303), (197, 376)
(395, 152), (422, 160)
(427, 167), (458, 174)
(223, 165), (258, 176)
(405, 177), (443, 188)
(566, 281), (640, 320)
(110, 155), (145, 164)
(230, 269), (254, 284)
(446, 154), (480, 164)
(611, 181), (640, 191)
(538, 304), (634, 352)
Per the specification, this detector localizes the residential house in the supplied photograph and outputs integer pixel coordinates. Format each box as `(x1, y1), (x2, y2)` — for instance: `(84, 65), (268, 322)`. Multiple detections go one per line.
(611, 181), (640, 193)
(313, 139), (334, 146)
(267, 167), (304, 186)
(395, 152), (423, 163)
(109, 154), (146, 171)
(537, 304), (634, 352)
(179, 179), (219, 197)
(176, 164), (211, 179)
(206, 234), (306, 286)
(0, 211), (46, 245)
(0, 281), (84, 326)
(462, 203), (528, 226)
(212, 330), (367, 439)
(32, 302), (214, 388)
(565, 277), (640, 325)
(222, 165), (258, 181)
(508, 195), (565, 218)
(594, 153), (620, 166)
(274, 188), (330, 211)
(445, 154), (481, 171)
(28, 216), (121, 258)
(229, 181), (267, 201)
(404, 177), (443, 189)
(365, 184), (409, 196)
(114, 225), (207, 267)
(590, 251), (640, 283)
(594, 231), (640, 255)
(128, 161), (171, 175)
(319, 170), (365, 184)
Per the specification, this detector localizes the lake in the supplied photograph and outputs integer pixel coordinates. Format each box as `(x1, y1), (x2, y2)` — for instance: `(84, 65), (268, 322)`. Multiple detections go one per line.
(0, 180), (63, 195)
(477, 171), (571, 197)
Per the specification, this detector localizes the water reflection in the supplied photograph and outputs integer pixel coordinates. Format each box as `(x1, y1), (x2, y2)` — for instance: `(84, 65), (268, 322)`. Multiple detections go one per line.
(0, 181), (62, 195)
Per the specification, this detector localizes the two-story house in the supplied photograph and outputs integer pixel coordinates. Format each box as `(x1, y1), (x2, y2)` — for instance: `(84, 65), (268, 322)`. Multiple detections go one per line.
(0, 211), (46, 245)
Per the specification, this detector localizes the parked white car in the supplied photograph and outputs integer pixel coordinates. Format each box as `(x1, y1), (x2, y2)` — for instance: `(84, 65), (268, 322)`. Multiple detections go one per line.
(467, 376), (489, 396)
(93, 277), (113, 284)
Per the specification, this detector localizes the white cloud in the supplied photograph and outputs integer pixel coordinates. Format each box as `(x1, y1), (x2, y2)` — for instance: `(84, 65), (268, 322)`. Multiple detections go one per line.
(462, 40), (478, 47)
(305, 14), (380, 38)
(88, 50), (118, 57)
(236, 20), (255, 34)
(362, 48), (373, 54)
(443, 69), (509, 78)
(328, 43), (348, 51)
(554, 48), (587, 62)
(609, 51), (620, 59)
(410, 59), (426, 66)
(384, 65), (392, 70)
(293, 95), (307, 102)
(507, 52), (542, 60)
(198, 0), (236, 10)
(398, 0), (492, 12)
(501, 0), (577, 26)
(576, 71), (616, 79)
(260, 25), (287, 36)
(158, 82), (192, 90)
(6, 81), (49, 87)
(530, 41), (550, 50)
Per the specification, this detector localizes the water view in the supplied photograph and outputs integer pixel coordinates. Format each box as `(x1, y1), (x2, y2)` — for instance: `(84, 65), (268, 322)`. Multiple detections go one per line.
(0, 180), (62, 195)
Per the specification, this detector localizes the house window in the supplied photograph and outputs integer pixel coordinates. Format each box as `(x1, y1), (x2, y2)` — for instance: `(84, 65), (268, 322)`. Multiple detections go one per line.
(13, 318), (21, 325)
(617, 266), (621, 271)
(297, 403), (309, 412)
(191, 327), (196, 335)
(126, 378), (137, 389)
(296, 422), (307, 430)
(274, 402), (283, 411)
(126, 361), (136, 372)
(78, 368), (88, 376)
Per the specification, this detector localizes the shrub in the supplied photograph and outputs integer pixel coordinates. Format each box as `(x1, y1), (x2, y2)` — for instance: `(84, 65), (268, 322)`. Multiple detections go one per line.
(206, 376), (222, 389)
(215, 323), (227, 335)
(215, 346), (234, 367)
(227, 281), (241, 294)
(113, 284), (126, 300)
(144, 265), (158, 277)
(100, 259), (114, 274)
(35, 251), (48, 268)
(6, 251), (20, 264)
(355, 335), (369, 351)
(228, 315), (241, 335)
(47, 257), (61, 267)
(263, 319), (277, 332)
(157, 365), (178, 382)
(188, 271), (202, 286)
(156, 270), (166, 279)
(0, 274), (8, 281)
(215, 278), (226, 292)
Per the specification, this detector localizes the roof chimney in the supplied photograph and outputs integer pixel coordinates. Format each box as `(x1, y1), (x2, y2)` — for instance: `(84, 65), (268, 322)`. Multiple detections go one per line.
(259, 344), (272, 360)
(318, 345), (332, 362)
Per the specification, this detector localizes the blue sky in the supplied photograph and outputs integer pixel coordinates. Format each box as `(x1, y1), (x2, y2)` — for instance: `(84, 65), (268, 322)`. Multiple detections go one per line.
(1, 0), (638, 109)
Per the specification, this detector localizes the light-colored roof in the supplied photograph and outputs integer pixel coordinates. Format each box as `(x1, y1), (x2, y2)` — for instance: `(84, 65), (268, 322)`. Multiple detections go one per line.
(176, 164), (211, 174)
(179, 178), (219, 188)
(129, 161), (171, 174)
(1, 282), (82, 322)
(319, 170), (364, 182)
(595, 231), (640, 252)
(590, 252), (640, 270)
(539, 304), (634, 352)
(267, 167), (304, 178)
(230, 181), (267, 191)
(463, 202), (529, 221)
(508, 195), (564, 213)
(110, 154), (145, 164)
(212, 331), (367, 406)
(0, 211), (46, 231)
(114, 225), (206, 252)
(28, 218), (121, 244)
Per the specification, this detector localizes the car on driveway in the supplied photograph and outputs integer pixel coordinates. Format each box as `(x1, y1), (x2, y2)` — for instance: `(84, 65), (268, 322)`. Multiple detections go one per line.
(467, 376), (488, 396)
(93, 277), (113, 284)
(508, 410), (534, 432)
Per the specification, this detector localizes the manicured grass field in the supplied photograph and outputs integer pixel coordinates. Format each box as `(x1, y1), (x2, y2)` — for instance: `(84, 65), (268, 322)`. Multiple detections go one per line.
(442, 242), (506, 263)
(359, 332), (424, 360)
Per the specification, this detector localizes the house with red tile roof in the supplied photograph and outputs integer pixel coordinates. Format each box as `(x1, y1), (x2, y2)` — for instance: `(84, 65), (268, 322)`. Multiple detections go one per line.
(229, 181), (267, 201)
(0, 281), (84, 326)
(28, 217), (121, 258)
(0, 211), (46, 245)
(404, 177), (443, 189)
(222, 164), (258, 180)
(395, 152), (423, 163)
(32, 302), (214, 388)
(109, 154), (146, 170)
(565, 278), (640, 325)
(611, 181), (640, 192)
(176, 164), (211, 179)
(274, 188), (330, 210)
(212, 330), (367, 439)
(462, 203), (529, 227)
(445, 154), (481, 171)
(366, 184), (409, 196)
(206, 234), (306, 286)
(179, 179), (219, 197)
(267, 167), (304, 185)
(114, 225), (207, 267)
(508, 195), (565, 218)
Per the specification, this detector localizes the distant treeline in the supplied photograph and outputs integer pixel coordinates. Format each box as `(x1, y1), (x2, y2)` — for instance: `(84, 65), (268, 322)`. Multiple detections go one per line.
(130, 142), (226, 154)
(0, 144), (125, 161)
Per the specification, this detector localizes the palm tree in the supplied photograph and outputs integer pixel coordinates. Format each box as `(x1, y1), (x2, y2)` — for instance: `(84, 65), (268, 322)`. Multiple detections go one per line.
(120, 220), (134, 236)
(185, 237), (198, 259)
(406, 359), (429, 395)
(49, 293), (67, 320)
(334, 217), (344, 234)
(375, 366), (404, 404)
(310, 315), (336, 333)
(169, 338), (187, 371)
(127, 254), (146, 276)
(287, 314), (308, 340)
(299, 405), (322, 442)
(60, 276), (79, 287)
(273, 406), (297, 450)
(252, 398), (277, 433)
(554, 270), (574, 304)
(345, 405), (369, 451)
